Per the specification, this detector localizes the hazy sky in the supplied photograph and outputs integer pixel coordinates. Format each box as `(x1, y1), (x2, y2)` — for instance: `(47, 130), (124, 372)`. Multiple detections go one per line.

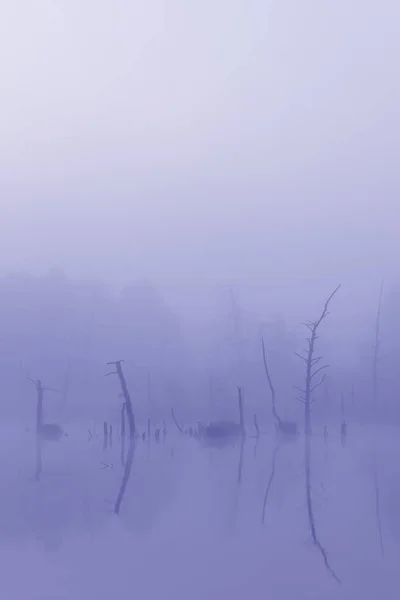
(1, 0), (399, 318)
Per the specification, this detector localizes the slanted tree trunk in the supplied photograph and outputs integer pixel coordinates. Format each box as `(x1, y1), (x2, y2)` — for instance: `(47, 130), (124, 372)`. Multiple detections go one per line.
(106, 361), (135, 438)
(171, 408), (184, 433)
(261, 339), (282, 428)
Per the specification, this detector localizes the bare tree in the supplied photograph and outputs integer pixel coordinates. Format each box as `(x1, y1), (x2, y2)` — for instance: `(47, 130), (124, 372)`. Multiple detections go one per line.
(171, 408), (184, 433)
(296, 285), (341, 584)
(29, 378), (61, 436)
(29, 378), (61, 481)
(262, 339), (297, 435)
(106, 360), (135, 438)
(261, 338), (282, 428)
(237, 386), (245, 438)
(373, 280), (384, 404)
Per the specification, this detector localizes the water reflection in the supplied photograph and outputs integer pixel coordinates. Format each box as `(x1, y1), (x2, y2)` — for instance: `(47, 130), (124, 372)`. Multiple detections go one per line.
(114, 441), (135, 515)
(0, 426), (400, 597)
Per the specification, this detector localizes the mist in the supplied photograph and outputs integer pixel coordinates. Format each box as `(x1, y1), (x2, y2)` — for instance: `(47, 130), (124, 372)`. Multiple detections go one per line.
(0, 1), (400, 598)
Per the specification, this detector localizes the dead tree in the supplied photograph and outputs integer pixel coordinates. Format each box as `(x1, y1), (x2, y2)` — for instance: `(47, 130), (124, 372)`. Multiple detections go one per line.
(296, 285), (341, 584)
(171, 408), (184, 433)
(29, 378), (62, 438)
(29, 378), (61, 481)
(373, 280), (384, 404)
(237, 386), (245, 438)
(32, 379), (44, 434)
(261, 339), (281, 427)
(351, 383), (355, 407)
(262, 339), (297, 435)
(106, 361), (135, 438)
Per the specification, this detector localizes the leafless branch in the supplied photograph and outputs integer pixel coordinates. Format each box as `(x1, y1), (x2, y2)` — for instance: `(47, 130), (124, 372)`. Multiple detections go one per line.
(310, 375), (326, 393)
(310, 365), (329, 379)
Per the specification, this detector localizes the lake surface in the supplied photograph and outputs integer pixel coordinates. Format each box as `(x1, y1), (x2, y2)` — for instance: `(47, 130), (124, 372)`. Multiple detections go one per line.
(0, 423), (399, 599)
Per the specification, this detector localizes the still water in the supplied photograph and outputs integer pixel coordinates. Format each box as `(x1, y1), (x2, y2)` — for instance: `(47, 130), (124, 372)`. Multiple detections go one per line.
(0, 424), (399, 599)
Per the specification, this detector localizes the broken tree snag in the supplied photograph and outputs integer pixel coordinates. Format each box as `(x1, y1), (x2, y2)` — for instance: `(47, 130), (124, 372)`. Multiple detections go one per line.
(29, 377), (62, 439)
(297, 285), (341, 584)
(106, 361), (135, 438)
(373, 280), (384, 404)
(237, 386), (245, 438)
(29, 378), (60, 480)
(171, 408), (184, 433)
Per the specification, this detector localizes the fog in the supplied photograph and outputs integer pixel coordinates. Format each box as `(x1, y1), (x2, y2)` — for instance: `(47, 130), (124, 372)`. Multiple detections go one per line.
(0, 1), (400, 598)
